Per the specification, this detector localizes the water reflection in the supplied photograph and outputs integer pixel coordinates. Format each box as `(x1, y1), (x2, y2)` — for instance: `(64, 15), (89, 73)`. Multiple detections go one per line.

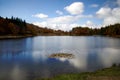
(11, 65), (26, 80)
(98, 48), (120, 67)
(57, 52), (88, 70)
(0, 38), (33, 59)
(0, 36), (120, 80)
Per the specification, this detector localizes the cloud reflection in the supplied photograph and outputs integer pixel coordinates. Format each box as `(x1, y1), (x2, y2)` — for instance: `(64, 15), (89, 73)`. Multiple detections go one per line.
(11, 65), (26, 80)
(57, 52), (88, 69)
(69, 54), (87, 69)
(32, 51), (48, 62)
(0, 36), (120, 79)
(98, 48), (120, 67)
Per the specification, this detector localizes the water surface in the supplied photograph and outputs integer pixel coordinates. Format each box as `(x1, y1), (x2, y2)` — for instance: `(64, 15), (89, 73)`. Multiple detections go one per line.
(0, 36), (120, 80)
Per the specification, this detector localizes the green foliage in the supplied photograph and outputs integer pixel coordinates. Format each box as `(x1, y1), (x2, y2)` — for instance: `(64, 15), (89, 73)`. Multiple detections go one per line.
(36, 65), (120, 80)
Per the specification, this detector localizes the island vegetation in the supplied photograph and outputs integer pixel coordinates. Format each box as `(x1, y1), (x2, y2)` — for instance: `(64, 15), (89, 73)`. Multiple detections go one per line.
(0, 16), (120, 38)
(48, 53), (74, 59)
(36, 64), (120, 80)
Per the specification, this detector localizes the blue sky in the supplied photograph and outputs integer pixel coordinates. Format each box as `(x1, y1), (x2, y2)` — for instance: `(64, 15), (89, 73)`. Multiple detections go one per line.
(0, 0), (120, 31)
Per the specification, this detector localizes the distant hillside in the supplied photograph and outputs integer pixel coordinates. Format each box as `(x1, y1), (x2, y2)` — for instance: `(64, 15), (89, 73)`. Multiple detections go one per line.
(70, 24), (120, 37)
(0, 16), (68, 36)
(0, 16), (120, 37)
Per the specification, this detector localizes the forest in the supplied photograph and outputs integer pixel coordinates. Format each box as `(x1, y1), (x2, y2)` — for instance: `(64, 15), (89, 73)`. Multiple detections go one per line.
(0, 16), (120, 37)
(0, 16), (68, 36)
(70, 24), (120, 37)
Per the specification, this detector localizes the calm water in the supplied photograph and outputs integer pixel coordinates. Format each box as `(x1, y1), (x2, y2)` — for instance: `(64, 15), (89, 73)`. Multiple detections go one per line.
(0, 36), (120, 80)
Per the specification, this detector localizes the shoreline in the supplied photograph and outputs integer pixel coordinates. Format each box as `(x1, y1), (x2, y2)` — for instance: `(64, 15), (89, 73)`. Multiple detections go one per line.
(0, 35), (34, 39)
(36, 65), (120, 80)
(0, 35), (119, 39)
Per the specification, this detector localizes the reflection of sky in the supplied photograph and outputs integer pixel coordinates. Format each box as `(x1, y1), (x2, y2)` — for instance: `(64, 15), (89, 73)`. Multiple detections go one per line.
(0, 38), (33, 60)
(98, 48), (120, 67)
(42, 36), (120, 71)
(0, 36), (120, 79)
(57, 52), (88, 70)
(57, 48), (120, 71)
(11, 65), (26, 80)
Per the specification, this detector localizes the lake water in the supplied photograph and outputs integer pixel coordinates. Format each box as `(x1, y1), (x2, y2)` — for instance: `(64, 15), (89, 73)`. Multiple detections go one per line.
(0, 36), (120, 80)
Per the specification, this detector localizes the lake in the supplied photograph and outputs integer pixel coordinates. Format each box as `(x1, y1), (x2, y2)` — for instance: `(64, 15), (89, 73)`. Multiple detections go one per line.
(0, 36), (120, 80)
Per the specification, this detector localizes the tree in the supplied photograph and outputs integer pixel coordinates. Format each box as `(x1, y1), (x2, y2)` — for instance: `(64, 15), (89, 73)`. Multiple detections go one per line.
(8, 22), (19, 34)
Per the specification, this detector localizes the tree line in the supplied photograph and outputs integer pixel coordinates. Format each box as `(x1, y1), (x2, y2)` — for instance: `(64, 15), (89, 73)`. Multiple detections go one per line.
(0, 16), (120, 36)
(0, 16), (68, 36)
(70, 24), (120, 37)
(0, 16), (29, 35)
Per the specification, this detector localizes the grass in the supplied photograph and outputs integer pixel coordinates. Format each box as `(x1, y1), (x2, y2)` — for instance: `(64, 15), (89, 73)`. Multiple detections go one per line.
(35, 65), (120, 80)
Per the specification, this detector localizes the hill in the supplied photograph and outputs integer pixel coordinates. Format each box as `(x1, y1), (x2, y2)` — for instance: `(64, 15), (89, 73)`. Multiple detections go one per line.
(0, 16), (68, 38)
(70, 24), (120, 37)
(0, 16), (120, 38)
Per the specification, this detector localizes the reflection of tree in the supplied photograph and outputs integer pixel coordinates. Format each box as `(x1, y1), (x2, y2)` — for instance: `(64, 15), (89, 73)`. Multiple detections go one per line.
(0, 38), (33, 58)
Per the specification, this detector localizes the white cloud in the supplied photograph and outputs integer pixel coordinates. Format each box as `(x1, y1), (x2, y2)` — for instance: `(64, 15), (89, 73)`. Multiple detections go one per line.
(86, 21), (94, 26)
(47, 14), (93, 24)
(33, 21), (79, 31)
(96, 6), (120, 26)
(32, 2), (100, 31)
(90, 4), (99, 8)
(82, 21), (101, 28)
(77, 14), (93, 18)
(32, 1), (98, 31)
(103, 8), (120, 25)
(64, 2), (84, 15)
(47, 15), (79, 24)
(112, 7), (120, 17)
(56, 10), (63, 15)
(33, 21), (48, 27)
(96, 7), (111, 18)
(32, 13), (48, 19)
(117, 0), (120, 6)
(103, 16), (120, 26)
(33, 14), (94, 31)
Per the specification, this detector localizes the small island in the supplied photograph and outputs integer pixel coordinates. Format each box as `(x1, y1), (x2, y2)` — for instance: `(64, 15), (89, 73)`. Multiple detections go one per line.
(48, 53), (75, 59)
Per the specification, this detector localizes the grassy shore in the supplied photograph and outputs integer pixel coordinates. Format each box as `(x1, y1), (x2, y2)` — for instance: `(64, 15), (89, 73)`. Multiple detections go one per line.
(36, 65), (120, 80)
(0, 35), (34, 39)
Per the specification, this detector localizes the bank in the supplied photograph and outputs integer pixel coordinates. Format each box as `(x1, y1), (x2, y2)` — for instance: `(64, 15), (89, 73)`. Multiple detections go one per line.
(36, 65), (120, 80)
